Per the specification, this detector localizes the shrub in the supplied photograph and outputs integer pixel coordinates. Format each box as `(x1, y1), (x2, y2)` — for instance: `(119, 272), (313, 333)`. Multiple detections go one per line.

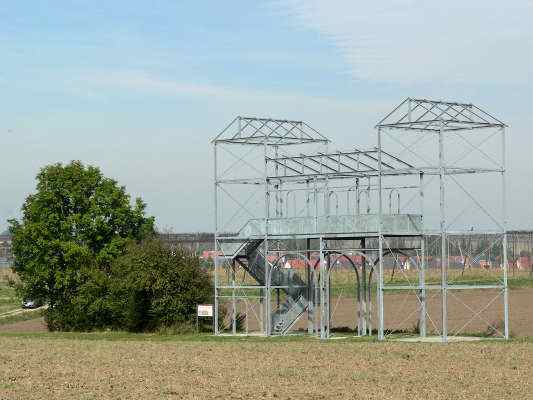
(108, 239), (213, 332)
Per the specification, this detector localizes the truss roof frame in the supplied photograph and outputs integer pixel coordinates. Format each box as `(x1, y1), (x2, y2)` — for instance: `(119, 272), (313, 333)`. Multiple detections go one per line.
(264, 147), (417, 182)
(376, 98), (507, 132)
(212, 116), (330, 145)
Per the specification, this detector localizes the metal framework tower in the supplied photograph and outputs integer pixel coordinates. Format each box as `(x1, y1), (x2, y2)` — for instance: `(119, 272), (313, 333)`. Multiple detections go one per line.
(376, 98), (509, 342)
(212, 99), (509, 342)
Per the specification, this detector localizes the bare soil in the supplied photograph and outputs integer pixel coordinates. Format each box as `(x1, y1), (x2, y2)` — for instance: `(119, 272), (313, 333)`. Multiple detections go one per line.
(0, 317), (47, 333)
(222, 288), (533, 337)
(328, 288), (532, 337)
(0, 336), (532, 399)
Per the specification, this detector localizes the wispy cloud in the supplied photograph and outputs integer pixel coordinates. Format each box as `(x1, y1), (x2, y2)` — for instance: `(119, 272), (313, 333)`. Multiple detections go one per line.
(83, 71), (232, 97)
(77, 69), (394, 149)
(79, 70), (387, 113)
(269, 0), (533, 84)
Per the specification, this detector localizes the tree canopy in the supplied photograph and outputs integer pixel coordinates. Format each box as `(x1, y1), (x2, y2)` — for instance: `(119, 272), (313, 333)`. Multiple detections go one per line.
(9, 161), (155, 329)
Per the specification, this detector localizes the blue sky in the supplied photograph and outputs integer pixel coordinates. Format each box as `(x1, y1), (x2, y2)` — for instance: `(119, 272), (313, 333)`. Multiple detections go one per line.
(1, 1), (533, 231)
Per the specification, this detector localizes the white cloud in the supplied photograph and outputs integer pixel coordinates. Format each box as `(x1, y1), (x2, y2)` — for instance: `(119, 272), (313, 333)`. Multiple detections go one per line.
(83, 71), (231, 97)
(78, 69), (395, 149)
(79, 69), (388, 115)
(270, 0), (533, 84)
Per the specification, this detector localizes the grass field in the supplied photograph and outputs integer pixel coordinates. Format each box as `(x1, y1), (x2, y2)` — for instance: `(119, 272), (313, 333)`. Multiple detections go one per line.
(327, 268), (533, 296)
(219, 266), (533, 298)
(0, 332), (532, 399)
(0, 269), (21, 319)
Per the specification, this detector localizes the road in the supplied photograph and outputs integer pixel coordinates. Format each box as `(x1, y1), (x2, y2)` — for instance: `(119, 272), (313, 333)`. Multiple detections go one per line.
(0, 305), (48, 319)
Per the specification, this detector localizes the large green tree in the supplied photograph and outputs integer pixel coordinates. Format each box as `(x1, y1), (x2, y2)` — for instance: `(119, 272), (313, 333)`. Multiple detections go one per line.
(9, 161), (155, 329)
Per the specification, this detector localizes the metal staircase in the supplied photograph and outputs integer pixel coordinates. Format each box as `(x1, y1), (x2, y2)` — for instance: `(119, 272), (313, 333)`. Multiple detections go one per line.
(236, 239), (309, 335)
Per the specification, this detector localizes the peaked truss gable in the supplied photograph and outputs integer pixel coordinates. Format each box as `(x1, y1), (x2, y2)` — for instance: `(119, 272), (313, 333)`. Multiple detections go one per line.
(212, 116), (330, 145)
(376, 98), (507, 132)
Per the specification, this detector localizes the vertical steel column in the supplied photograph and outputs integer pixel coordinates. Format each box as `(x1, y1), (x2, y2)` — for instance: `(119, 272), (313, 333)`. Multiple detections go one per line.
(305, 180), (314, 334)
(326, 251), (331, 338)
(356, 178), (360, 215)
(501, 127), (509, 339)
(361, 238), (367, 336)
(419, 172), (427, 338)
(273, 145), (281, 322)
(367, 271), (372, 336)
(314, 179), (320, 336)
(324, 178), (330, 215)
(357, 273), (363, 337)
(306, 238), (314, 334)
(439, 122), (448, 343)
(306, 180), (311, 217)
(231, 259), (237, 335)
(319, 237), (327, 339)
(314, 178), (318, 232)
(315, 269), (320, 335)
(366, 178), (371, 214)
(377, 128), (385, 341)
(263, 140), (271, 336)
(213, 143), (220, 335)
(274, 146), (280, 218)
(357, 176), (364, 336)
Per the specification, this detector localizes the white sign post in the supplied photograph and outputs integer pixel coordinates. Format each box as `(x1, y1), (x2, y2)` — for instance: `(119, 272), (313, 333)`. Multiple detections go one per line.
(196, 304), (214, 332)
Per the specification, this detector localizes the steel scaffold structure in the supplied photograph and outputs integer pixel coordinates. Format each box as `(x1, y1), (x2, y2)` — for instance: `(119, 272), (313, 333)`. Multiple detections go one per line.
(212, 99), (509, 342)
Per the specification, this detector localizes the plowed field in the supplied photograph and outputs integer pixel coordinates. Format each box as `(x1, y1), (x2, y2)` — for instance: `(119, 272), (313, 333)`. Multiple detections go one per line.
(0, 335), (531, 399)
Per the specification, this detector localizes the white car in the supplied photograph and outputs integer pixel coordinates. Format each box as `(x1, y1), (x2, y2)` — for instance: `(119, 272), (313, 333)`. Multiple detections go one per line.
(21, 299), (43, 309)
